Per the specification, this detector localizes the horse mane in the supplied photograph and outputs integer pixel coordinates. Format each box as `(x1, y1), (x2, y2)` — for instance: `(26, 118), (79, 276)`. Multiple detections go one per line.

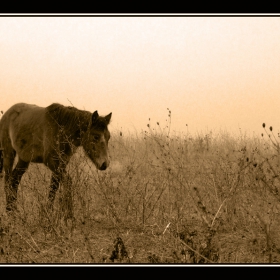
(46, 103), (91, 134)
(45, 103), (110, 133)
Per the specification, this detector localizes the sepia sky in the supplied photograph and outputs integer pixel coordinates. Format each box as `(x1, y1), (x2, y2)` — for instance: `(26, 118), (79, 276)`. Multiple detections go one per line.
(0, 15), (280, 136)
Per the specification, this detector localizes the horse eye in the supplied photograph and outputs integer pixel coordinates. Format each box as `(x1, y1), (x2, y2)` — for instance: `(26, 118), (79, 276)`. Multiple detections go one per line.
(93, 135), (100, 141)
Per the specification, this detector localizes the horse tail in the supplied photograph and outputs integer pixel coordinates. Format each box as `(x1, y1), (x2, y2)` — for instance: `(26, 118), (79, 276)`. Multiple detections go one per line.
(0, 148), (3, 174)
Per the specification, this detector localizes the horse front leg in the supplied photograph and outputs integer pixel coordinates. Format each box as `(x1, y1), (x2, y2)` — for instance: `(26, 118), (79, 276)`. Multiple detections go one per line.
(60, 172), (74, 220)
(46, 150), (73, 219)
(47, 171), (62, 210)
(47, 170), (74, 219)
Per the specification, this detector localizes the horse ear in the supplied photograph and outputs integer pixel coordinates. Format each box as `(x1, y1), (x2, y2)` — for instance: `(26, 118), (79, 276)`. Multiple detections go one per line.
(104, 113), (112, 124)
(92, 110), (99, 124)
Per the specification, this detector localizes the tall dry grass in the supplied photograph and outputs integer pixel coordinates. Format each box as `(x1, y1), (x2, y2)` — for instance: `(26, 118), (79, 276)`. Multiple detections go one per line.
(0, 110), (280, 263)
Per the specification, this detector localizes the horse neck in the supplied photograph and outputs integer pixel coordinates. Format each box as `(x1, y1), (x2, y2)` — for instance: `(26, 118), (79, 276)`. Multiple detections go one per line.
(57, 111), (90, 147)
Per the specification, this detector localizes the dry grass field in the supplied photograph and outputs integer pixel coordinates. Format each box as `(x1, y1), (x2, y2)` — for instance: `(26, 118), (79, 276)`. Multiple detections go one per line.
(1, 111), (280, 264)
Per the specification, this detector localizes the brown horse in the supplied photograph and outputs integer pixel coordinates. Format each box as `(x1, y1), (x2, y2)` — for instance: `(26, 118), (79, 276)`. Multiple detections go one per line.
(0, 103), (112, 212)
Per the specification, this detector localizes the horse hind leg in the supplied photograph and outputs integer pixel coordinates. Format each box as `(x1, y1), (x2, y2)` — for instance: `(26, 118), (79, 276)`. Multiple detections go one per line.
(5, 157), (29, 212)
(2, 147), (16, 211)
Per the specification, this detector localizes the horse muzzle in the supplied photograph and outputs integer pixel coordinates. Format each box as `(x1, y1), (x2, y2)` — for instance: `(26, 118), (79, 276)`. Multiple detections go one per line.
(99, 160), (109, 171)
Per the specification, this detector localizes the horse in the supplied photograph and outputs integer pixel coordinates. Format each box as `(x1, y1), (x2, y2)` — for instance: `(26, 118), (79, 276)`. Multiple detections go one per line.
(0, 103), (112, 212)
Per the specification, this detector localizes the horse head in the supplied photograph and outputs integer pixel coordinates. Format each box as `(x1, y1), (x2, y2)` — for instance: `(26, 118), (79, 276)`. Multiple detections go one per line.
(82, 110), (112, 171)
